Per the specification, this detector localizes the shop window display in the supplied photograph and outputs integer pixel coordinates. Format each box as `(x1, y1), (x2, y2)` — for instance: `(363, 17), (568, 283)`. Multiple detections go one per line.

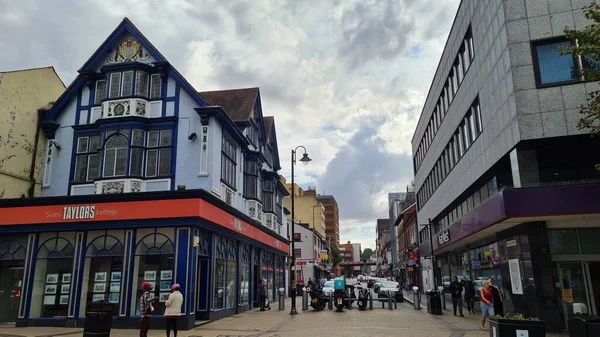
(213, 236), (237, 310)
(30, 232), (76, 318)
(261, 252), (273, 298)
(80, 231), (125, 317)
(131, 229), (174, 316)
(240, 244), (250, 305)
(470, 242), (504, 297)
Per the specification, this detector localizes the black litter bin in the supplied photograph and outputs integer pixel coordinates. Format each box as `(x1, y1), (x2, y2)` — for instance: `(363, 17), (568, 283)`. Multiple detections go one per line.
(568, 315), (600, 337)
(426, 290), (442, 315)
(84, 300), (114, 337)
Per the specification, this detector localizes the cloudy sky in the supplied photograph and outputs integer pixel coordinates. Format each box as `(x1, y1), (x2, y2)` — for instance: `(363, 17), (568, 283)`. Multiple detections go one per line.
(1, 0), (459, 249)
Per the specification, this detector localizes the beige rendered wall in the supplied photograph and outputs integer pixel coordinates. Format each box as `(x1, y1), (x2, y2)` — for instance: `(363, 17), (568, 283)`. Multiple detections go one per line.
(0, 67), (65, 198)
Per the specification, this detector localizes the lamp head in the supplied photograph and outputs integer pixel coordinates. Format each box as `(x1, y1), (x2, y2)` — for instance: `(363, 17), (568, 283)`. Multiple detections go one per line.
(299, 153), (311, 166)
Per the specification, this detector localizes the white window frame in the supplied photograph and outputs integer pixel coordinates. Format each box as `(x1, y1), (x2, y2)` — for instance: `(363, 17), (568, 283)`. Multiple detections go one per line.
(121, 71), (134, 97)
(136, 71), (149, 97)
(149, 74), (162, 99)
(94, 80), (107, 105)
(108, 73), (122, 99)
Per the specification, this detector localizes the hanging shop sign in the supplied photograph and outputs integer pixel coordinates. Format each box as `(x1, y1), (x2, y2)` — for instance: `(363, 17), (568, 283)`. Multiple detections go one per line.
(0, 198), (289, 253)
(438, 230), (451, 245)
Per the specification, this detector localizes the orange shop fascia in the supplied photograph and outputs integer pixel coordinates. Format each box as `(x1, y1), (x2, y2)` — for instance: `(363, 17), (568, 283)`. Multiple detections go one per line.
(0, 197), (289, 254)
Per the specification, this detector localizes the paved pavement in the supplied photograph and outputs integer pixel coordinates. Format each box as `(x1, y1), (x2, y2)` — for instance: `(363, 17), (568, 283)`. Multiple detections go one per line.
(0, 297), (569, 337)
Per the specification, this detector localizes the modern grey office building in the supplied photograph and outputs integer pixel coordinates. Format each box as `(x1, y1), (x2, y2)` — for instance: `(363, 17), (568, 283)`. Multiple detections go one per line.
(412, 0), (600, 332)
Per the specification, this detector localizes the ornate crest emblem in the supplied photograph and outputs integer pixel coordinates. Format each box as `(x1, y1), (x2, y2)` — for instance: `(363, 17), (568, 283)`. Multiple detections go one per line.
(108, 38), (150, 64)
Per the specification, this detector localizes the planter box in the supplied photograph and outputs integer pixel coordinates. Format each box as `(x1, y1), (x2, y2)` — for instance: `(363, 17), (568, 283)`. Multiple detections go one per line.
(489, 317), (546, 337)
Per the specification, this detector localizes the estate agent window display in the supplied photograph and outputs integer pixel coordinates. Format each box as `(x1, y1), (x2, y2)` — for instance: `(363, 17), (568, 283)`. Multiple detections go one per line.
(131, 228), (174, 316)
(30, 232), (77, 318)
(80, 231), (126, 317)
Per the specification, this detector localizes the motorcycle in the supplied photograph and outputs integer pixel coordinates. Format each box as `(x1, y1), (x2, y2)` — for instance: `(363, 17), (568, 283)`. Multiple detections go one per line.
(343, 284), (357, 309)
(334, 288), (345, 311)
(308, 283), (327, 311)
(356, 284), (369, 310)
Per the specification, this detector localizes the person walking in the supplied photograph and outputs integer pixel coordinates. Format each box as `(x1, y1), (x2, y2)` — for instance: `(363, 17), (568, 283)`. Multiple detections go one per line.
(258, 279), (267, 311)
(450, 276), (464, 317)
(479, 281), (495, 331)
(463, 279), (476, 314)
(164, 284), (183, 337)
(489, 278), (504, 316)
(139, 282), (154, 337)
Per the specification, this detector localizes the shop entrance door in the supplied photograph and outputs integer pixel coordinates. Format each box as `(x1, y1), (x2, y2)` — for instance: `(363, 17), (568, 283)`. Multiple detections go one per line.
(0, 263), (24, 323)
(557, 262), (598, 330)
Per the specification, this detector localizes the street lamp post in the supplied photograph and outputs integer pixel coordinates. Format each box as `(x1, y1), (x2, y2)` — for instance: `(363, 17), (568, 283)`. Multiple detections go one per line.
(289, 146), (311, 315)
(428, 218), (437, 289)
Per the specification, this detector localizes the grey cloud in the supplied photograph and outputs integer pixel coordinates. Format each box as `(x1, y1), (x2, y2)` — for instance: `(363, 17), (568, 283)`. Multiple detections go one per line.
(316, 123), (413, 222)
(338, 0), (415, 69)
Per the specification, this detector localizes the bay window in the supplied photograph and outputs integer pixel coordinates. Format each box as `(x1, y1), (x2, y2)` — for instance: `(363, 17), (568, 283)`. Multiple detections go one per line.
(73, 128), (173, 183)
(136, 71), (149, 97)
(93, 70), (162, 105)
(74, 135), (101, 182)
(244, 159), (259, 199)
(263, 179), (274, 212)
(221, 135), (237, 188)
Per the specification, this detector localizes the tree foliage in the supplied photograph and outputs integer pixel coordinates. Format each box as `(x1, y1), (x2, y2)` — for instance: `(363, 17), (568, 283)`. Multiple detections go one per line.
(328, 243), (342, 267)
(361, 248), (374, 261)
(561, 3), (600, 137)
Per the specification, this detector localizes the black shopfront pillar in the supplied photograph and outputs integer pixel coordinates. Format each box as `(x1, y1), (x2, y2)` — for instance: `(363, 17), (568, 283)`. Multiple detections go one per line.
(497, 222), (561, 332)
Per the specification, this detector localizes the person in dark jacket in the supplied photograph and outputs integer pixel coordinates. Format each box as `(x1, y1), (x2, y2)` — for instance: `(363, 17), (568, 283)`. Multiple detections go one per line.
(258, 279), (267, 311)
(463, 279), (476, 314)
(450, 276), (464, 317)
(489, 278), (504, 316)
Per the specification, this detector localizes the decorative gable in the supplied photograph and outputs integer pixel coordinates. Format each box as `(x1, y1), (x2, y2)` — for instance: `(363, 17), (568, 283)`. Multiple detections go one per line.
(107, 37), (150, 64)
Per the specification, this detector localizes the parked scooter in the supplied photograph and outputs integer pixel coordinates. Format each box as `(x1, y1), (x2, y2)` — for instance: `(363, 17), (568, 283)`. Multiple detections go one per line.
(356, 284), (369, 310)
(307, 283), (327, 311)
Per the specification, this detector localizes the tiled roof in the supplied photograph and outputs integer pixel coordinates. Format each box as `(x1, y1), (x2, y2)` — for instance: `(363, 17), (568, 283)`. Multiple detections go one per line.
(263, 116), (274, 141)
(198, 87), (259, 122)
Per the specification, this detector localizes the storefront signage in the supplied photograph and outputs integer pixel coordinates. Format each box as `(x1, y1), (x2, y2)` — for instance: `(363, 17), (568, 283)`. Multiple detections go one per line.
(508, 258), (523, 295)
(438, 230), (450, 245)
(0, 198), (290, 254)
(62, 205), (96, 220)
(506, 239), (517, 247)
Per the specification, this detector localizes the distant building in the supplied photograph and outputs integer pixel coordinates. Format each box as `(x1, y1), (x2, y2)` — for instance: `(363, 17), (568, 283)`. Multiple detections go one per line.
(0, 67), (65, 199)
(282, 177), (326, 237)
(292, 222), (328, 283)
(375, 218), (390, 276)
(316, 194), (340, 246)
(388, 187), (415, 275)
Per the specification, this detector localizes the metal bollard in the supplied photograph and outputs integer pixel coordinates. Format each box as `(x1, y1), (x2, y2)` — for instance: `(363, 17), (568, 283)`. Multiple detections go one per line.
(369, 290), (373, 310)
(348, 291), (352, 310)
(302, 288), (308, 310)
(328, 293), (333, 310)
(413, 286), (420, 310)
(438, 286), (446, 310)
(278, 288), (285, 310)
(388, 291), (393, 310)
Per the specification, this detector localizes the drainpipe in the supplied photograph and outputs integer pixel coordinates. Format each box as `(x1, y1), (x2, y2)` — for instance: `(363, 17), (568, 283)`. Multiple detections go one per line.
(28, 109), (44, 198)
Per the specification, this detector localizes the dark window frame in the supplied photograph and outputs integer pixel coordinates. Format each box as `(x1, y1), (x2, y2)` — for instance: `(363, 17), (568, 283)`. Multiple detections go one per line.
(531, 37), (581, 88)
(221, 135), (237, 190)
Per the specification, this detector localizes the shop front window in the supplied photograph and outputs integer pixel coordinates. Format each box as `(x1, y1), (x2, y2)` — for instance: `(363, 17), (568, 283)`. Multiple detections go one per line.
(213, 236), (238, 310)
(0, 237), (27, 323)
(30, 232), (76, 318)
(549, 229), (579, 255)
(131, 229), (174, 316)
(80, 231), (125, 317)
(240, 244), (250, 305)
(261, 252), (274, 299)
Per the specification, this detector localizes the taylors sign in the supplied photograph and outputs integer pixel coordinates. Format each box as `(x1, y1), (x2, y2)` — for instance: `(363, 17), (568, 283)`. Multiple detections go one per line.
(62, 206), (96, 220)
(438, 230), (451, 245)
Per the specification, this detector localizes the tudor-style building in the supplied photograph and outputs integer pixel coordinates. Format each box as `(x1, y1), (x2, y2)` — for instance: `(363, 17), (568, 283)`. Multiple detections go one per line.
(0, 18), (290, 329)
